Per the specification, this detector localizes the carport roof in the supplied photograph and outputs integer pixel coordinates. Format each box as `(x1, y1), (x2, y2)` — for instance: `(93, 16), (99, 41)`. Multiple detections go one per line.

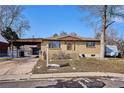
(11, 38), (43, 45)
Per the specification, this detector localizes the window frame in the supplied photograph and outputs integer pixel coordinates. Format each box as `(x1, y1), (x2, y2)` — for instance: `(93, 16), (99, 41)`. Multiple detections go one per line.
(86, 41), (96, 48)
(48, 41), (61, 49)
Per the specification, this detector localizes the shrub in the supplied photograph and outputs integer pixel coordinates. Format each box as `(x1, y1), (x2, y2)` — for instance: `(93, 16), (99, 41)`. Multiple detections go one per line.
(52, 52), (71, 60)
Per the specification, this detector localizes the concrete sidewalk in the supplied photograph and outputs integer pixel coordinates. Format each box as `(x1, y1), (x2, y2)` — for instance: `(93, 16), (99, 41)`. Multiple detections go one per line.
(1, 72), (124, 81)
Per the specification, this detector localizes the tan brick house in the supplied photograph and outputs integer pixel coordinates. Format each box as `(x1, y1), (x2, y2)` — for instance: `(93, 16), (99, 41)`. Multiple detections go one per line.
(12, 35), (101, 59)
(40, 35), (100, 60)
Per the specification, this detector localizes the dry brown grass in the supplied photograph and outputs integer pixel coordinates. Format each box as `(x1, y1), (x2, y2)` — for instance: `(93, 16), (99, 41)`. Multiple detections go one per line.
(32, 58), (124, 74)
(0, 58), (13, 62)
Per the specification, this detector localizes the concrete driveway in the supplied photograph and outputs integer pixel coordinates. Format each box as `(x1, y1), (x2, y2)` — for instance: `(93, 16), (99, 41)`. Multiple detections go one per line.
(0, 57), (38, 75)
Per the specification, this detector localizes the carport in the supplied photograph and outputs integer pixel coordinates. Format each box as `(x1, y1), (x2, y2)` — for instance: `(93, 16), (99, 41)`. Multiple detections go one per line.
(9, 38), (43, 58)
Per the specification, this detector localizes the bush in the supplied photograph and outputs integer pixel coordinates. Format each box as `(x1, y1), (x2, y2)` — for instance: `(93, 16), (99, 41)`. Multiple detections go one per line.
(60, 63), (70, 67)
(52, 52), (71, 60)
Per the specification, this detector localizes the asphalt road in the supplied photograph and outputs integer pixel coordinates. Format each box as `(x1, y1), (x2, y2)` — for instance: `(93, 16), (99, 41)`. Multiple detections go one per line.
(0, 77), (124, 88)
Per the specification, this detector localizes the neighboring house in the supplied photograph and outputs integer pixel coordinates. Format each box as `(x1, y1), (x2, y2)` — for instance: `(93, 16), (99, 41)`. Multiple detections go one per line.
(40, 35), (100, 60)
(0, 34), (8, 57)
(12, 35), (101, 60)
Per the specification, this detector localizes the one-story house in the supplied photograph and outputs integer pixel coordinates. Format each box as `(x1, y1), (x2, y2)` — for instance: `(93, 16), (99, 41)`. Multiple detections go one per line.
(40, 35), (100, 60)
(11, 35), (101, 59)
(0, 34), (8, 57)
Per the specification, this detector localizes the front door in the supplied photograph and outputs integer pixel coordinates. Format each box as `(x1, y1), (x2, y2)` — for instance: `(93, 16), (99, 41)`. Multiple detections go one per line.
(67, 42), (72, 50)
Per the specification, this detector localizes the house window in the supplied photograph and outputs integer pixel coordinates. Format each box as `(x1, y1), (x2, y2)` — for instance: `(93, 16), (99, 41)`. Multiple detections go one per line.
(86, 41), (95, 47)
(48, 41), (60, 48)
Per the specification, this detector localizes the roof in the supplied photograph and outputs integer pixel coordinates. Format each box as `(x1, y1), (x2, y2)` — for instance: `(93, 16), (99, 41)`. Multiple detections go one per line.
(0, 34), (8, 44)
(11, 35), (100, 45)
(11, 38), (43, 45)
(44, 35), (100, 41)
(13, 38), (43, 42)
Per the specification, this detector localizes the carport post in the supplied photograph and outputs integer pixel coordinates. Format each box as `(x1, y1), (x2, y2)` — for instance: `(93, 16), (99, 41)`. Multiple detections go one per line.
(11, 41), (14, 58)
(46, 44), (49, 67)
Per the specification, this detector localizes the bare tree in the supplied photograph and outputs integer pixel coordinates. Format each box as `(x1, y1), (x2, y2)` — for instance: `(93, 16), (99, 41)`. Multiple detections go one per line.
(100, 5), (107, 59)
(53, 33), (59, 37)
(95, 28), (119, 44)
(95, 26), (124, 57)
(60, 31), (68, 36)
(106, 29), (124, 56)
(69, 32), (77, 36)
(106, 28), (119, 45)
(0, 5), (30, 39)
(53, 32), (78, 37)
(94, 32), (101, 39)
(80, 5), (124, 59)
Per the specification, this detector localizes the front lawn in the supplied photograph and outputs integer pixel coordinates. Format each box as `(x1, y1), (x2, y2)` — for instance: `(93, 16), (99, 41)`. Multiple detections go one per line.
(0, 58), (13, 62)
(32, 58), (124, 74)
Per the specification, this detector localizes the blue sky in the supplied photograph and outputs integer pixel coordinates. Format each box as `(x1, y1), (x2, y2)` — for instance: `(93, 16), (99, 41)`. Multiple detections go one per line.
(22, 5), (124, 38)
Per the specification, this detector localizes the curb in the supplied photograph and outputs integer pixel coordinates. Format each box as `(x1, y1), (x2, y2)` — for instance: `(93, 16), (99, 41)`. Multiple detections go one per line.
(0, 72), (124, 82)
(30, 72), (124, 79)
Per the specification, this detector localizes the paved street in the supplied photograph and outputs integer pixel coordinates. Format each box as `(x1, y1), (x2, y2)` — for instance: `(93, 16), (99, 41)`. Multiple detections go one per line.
(0, 58), (124, 88)
(0, 77), (124, 88)
(0, 57), (38, 75)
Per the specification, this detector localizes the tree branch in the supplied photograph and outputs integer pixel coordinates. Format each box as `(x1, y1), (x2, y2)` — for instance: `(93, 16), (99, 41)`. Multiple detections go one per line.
(105, 21), (115, 29)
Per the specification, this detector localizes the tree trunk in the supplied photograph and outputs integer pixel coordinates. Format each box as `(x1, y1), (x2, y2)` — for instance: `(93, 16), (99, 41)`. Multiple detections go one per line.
(100, 5), (107, 59)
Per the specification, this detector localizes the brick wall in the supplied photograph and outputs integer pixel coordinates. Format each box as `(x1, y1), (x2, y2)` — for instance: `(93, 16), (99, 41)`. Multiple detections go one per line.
(0, 42), (8, 57)
(40, 41), (101, 60)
